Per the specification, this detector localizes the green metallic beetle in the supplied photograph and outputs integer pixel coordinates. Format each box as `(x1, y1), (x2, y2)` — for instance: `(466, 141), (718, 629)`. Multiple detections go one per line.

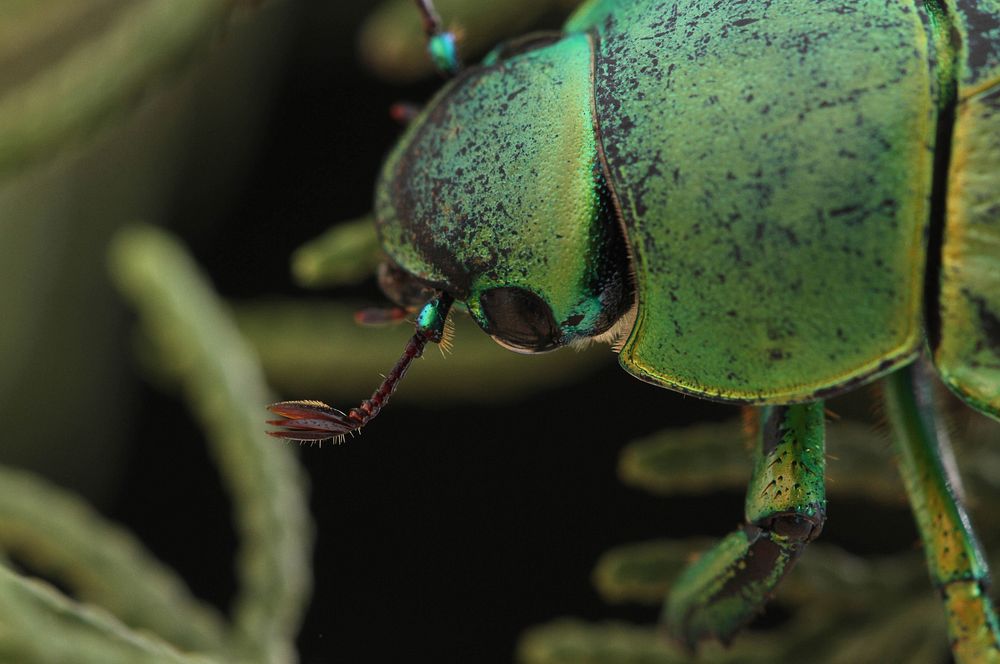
(269, 0), (1000, 659)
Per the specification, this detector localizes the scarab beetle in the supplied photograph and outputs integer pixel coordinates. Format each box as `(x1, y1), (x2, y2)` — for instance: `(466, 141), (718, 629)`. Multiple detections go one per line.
(269, 0), (1000, 659)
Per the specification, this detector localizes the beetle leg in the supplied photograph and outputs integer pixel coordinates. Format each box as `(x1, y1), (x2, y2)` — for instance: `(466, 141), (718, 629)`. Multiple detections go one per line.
(664, 402), (826, 649)
(883, 363), (1000, 662)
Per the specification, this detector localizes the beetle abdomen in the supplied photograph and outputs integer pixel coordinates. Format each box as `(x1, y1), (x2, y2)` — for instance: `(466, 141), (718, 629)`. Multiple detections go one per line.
(932, 0), (1000, 420)
(578, 0), (938, 403)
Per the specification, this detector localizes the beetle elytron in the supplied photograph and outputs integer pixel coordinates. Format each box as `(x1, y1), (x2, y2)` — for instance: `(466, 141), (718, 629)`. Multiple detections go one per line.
(269, 0), (1000, 659)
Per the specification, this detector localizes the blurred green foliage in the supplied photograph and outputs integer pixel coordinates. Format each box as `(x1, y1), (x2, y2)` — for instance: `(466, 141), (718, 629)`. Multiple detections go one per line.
(5, 1), (997, 662)
(0, 0), (297, 500)
(517, 401), (1000, 664)
(0, 222), (312, 663)
(358, 0), (581, 82)
(110, 226), (312, 664)
(0, 0), (230, 177)
(1, 2), (310, 661)
(1, 2), (600, 661)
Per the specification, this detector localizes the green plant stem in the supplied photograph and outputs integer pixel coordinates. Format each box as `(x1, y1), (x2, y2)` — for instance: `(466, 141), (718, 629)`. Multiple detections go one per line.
(517, 618), (788, 664)
(0, 466), (227, 654)
(619, 418), (907, 504)
(593, 540), (928, 609)
(0, 564), (218, 664)
(291, 215), (381, 288)
(109, 225), (312, 664)
(0, 0), (232, 177)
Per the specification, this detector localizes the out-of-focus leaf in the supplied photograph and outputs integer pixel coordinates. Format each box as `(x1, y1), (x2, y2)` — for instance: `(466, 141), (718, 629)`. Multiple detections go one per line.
(291, 216), (380, 288)
(619, 419), (907, 505)
(517, 620), (681, 664)
(0, 564), (218, 664)
(234, 299), (612, 402)
(778, 545), (927, 609)
(823, 597), (946, 664)
(516, 619), (785, 664)
(592, 539), (699, 606)
(0, 0), (124, 93)
(109, 225), (312, 664)
(617, 421), (750, 496)
(0, 466), (226, 654)
(0, 0), (232, 177)
(593, 539), (927, 610)
(359, 0), (580, 82)
(522, 367), (1000, 662)
(528, 542), (950, 664)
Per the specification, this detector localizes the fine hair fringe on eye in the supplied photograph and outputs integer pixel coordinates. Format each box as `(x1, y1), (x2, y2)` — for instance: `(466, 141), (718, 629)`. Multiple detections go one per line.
(585, 300), (637, 353)
(437, 313), (456, 356)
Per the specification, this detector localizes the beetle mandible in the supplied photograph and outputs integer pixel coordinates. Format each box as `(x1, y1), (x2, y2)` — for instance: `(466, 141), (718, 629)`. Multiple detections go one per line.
(269, 0), (1000, 658)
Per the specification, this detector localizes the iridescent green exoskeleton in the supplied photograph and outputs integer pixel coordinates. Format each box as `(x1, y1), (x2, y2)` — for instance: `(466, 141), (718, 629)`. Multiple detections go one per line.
(269, 0), (1000, 660)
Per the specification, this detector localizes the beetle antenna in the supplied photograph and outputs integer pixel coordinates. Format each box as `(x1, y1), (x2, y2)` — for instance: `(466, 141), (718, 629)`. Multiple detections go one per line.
(414, 0), (461, 76)
(354, 305), (411, 326)
(267, 293), (454, 442)
(389, 102), (422, 126)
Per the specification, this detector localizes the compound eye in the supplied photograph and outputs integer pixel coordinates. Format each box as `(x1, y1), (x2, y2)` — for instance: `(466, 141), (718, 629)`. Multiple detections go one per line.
(479, 287), (561, 353)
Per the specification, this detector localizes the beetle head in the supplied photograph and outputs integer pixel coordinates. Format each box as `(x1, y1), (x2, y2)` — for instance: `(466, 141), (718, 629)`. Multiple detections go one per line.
(374, 33), (633, 353)
(267, 34), (637, 444)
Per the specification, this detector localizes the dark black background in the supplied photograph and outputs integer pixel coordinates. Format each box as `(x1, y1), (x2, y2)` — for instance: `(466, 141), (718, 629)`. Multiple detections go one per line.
(101, 3), (918, 662)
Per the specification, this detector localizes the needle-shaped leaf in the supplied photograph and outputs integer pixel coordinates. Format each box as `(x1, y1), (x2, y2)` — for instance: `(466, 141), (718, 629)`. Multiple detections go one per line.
(0, 466), (227, 654)
(0, 564), (219, 664)
(619, 419), (907, 505)
(291, 216), (382, 289)
(517, 618), (787, 664)
(109, 225), (312, 664)
(593, 539), (928, 609)
(0, 0), (236, 178)
(821, 598), (947, 664)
